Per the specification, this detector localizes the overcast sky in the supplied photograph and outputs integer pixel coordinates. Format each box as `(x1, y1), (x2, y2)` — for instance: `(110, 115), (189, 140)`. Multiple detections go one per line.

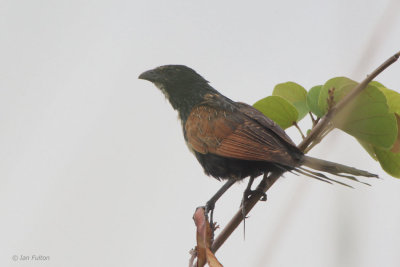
(1, 0), (400, 266)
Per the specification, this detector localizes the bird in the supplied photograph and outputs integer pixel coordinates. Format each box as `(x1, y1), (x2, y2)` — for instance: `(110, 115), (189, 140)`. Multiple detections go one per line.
(138, 65), (377, 214)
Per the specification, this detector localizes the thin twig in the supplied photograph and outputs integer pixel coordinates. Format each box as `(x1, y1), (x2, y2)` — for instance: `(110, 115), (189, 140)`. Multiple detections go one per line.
(303, 124), (334, 154)
(309, 112), (317, 127)
(203, 50), (400, 259)
(293, 122), (306, 139)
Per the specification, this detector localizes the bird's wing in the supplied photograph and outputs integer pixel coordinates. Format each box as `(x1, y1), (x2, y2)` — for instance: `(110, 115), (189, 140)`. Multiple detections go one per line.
(184, 94), (300, 166)
(235, 102), (297, 147)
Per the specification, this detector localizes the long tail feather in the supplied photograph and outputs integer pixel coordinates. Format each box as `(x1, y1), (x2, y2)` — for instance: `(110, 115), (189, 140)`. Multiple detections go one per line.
(303, 156), (378, 178)
(297, 155), (378, 186)
(296, 167), (354, 188)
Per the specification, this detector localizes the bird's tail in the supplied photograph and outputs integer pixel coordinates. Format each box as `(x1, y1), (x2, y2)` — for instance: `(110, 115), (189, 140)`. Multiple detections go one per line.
(296, 155), (378, 187)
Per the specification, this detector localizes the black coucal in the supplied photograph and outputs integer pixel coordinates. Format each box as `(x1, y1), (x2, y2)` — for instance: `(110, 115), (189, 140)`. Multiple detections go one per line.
(139, 65), (377, 213)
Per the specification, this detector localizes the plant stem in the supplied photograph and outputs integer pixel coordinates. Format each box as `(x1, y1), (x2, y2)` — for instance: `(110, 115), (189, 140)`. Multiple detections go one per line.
(309, 112), (317, 127)
(293, 122), (306, 139)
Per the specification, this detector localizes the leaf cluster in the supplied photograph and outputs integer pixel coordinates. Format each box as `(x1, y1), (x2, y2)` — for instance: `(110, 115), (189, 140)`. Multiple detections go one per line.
(253, 78), (400, 177)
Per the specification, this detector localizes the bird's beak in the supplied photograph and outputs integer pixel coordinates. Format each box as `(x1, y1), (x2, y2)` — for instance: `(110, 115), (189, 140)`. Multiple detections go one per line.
(138, 69), (158, 82)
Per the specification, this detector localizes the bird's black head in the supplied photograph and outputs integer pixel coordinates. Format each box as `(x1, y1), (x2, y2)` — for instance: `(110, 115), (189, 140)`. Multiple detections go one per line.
(139, 65), (218, 122)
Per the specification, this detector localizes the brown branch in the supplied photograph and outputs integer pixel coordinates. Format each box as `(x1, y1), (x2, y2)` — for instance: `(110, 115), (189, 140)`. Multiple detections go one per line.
(201, 50), (400, 259)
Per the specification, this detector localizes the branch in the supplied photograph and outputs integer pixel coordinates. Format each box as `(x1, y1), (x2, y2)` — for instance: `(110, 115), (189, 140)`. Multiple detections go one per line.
(204, 50), (400, 259)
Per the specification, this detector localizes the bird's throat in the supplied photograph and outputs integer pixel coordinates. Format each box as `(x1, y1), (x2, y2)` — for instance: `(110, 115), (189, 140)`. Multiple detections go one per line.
(161, 83), (216, 124)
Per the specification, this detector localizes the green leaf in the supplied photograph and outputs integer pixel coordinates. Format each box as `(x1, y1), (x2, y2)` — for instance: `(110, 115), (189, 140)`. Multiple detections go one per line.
(318, 77), (358, 113)
(375, 86), (400, 152)
(273, 82), (309, 120)
(369, 80), (385, 88)
(334, 85), (397, 150)
(316, 77), (397, 150)
(374, 147), (400, 178)
(355, 83), (400, 177)
(358, 114), (400, 178)
(390, 114), (400, 153)
(379, 87), (400, 114)
(306, 85), (324, 117)
(253, 96), (298, 129)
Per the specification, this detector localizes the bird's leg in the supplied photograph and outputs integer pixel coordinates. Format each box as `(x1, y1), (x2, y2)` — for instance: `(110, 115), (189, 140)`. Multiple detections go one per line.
(242, 176), (255, 203)
(240, 175), (268, 238)
(241, 176), (267, 217)
(205, 179), (236, 228)
(240, 176), (254, 238)
(241, 176), (254, 225)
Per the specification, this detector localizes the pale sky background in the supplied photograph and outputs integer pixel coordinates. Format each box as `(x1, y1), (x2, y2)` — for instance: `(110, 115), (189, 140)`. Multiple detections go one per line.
(1, 0), (400, 266)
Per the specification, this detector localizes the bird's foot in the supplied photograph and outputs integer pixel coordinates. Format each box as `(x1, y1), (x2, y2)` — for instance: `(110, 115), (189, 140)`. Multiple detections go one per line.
(241, 188), (267, 216)
(240, 188), (267, 238)
(242, 188), (267, 204)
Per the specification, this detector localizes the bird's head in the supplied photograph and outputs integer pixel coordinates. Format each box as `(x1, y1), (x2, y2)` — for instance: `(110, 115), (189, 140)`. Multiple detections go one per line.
(139, 65), (209, 87)
(139, 65), (217, 122)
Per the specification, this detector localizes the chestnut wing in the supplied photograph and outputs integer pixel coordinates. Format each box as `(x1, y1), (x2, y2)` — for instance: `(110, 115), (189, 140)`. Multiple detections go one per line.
(185, 104), (299, 166)
(236, 102), (297, 147)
